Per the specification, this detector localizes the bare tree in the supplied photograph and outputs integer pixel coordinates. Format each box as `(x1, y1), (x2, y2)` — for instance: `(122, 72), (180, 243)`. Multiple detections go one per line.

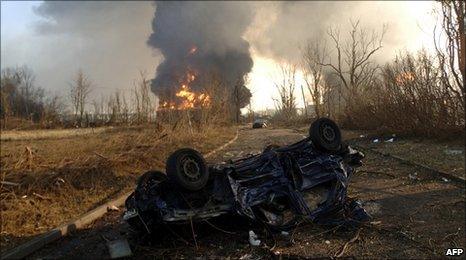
(302, 39), (329, 117)
(273, 63), (298, 119)
(41, 94), (64, 127)
(69, 69), (92, 125)
(1, 66), (50, 127)
(132, 71), (154, 124)
(14, 66), (36, 118)
(321, 20), (386, 103)
(434, 0), (465, 112)
(200, 70), (231, 125)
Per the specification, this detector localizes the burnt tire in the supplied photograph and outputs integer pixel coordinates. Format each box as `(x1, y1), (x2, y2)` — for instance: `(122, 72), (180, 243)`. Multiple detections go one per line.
(166, 148), (209, 191)
(309, 118), (342, 152)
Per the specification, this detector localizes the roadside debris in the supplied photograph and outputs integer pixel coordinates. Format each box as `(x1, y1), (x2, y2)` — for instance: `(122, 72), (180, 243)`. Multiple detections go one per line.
(444, 149), (463, 156)
(54, 177), (65, 186)
(33, 192), (50, 200)
(385, 138), (395, 143)
(334, 229), (361, 258)
(107, 205), (120, 212)
(239, 253), (253, 260)
(0, 181), (19, 186)
(372, 139), (380, 143)
(107, 239), (132, 259)
(408, 172), (419, 181)
(124, 118), (370, 240)
(441, 177), (450, 182)
(248, 230), (261, 246)
(363, 201), (381, 215)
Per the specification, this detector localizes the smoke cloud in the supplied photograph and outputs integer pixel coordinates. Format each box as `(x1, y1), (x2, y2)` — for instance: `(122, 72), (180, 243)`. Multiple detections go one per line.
(1, 1), (435, 110)
(246, 2), (435, 63)
(2, 1), (159, 100)
(147, 2), (254, 105)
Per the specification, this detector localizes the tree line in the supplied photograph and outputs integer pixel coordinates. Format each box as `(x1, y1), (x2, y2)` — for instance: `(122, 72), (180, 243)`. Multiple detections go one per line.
(0, 67), (158, 129)
(272, 1), (464, 138)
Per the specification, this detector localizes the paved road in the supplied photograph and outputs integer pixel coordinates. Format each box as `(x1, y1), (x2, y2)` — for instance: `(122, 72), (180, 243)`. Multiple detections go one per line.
(30, 127), (465, 259)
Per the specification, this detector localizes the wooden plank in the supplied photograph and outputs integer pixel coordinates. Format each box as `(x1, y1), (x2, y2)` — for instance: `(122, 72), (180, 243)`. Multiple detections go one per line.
(1, 192), (132, 259)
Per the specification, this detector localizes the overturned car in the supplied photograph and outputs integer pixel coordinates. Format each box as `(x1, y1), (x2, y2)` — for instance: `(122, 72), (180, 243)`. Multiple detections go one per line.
(124, 118), (370, 233)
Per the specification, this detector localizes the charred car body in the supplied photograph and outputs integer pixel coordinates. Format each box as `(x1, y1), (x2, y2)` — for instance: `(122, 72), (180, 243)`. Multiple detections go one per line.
(124, 118), (370, 233)
(252, 119), (268, 129)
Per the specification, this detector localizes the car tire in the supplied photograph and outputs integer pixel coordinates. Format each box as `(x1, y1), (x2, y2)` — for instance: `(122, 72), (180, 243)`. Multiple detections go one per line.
(309, 118), (342, 152)
(166, 148), (209, 191)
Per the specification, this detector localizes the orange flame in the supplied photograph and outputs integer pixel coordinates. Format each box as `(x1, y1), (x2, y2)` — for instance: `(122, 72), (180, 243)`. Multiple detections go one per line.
(395, 72), (415, 84)
(188, 46), (197, 55)
(158, 70), (211, 111)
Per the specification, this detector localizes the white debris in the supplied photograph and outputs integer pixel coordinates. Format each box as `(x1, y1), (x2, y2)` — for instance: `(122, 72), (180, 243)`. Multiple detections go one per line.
(325, 240), (330, 245)
(54, 178), (65, 186)
(408, 172), (418, 180)
(372, 139), (380, 143)
(240, 254), (252, 260)
(441, 177), (450, 182)
(107, 239), (132, 259)
(21, 195), (28, 199)
(359, 135), (366, 138)
(444, 149), (463, 156)
(107, 205), (120, 211)
(248, 230), (261, 246)
(281, 231), (289, 236)
(385, 138), (394, 143)
(364, 201), (381, 215)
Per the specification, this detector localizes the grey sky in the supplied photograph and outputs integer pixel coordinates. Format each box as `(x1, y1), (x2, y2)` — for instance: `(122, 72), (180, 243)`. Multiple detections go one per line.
(1, 1), (438, 110)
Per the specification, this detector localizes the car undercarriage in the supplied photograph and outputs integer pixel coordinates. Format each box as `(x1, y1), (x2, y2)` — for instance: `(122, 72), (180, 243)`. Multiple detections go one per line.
(124, 118), (370, 234)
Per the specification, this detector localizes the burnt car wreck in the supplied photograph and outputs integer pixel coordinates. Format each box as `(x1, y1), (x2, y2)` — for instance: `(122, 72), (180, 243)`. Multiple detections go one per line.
(124, 118), (370, 234)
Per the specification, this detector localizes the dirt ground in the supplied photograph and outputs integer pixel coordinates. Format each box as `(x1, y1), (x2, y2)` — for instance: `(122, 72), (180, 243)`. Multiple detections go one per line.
(351, 135), (465, 180)
(26, 127), (465, 259)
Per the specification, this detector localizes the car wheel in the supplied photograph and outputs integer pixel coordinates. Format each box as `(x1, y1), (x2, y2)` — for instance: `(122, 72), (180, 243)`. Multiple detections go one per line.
(166, 148), (209, 191)
(309, 118), (342, 152)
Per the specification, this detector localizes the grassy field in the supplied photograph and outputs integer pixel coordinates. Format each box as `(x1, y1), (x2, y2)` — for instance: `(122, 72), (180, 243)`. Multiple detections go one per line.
(27, 127), (465, 259)
(0, 124), (236, 251)
(0, 127), (113, 141)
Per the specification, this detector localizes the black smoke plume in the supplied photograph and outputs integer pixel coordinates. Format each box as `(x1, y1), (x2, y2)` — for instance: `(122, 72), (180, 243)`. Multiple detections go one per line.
(148, 2), (254, 107)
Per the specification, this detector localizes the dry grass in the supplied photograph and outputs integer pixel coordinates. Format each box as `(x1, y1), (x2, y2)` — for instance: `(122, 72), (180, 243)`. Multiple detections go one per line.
(0, 123), (236, 252)
(0, 127), (114, 141)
